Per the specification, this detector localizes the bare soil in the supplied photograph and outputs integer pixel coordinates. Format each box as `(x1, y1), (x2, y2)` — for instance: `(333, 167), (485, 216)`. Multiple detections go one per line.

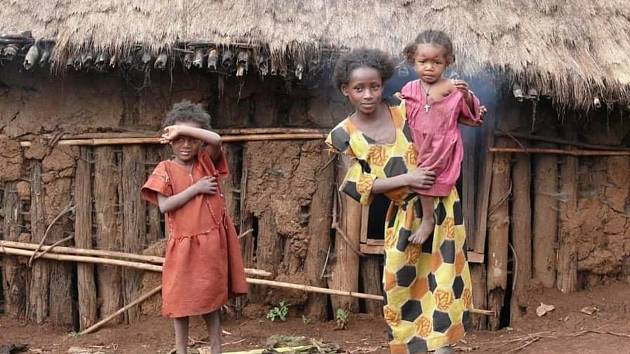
(2, 281), (630, 353)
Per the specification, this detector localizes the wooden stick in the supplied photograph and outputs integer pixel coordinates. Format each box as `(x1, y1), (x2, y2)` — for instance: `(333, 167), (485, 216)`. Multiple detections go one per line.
(18, 133), (326, 147)
(79, 285), (162, 335)
(490, 147), (630, 156)
(0, 245), (494, 316)
(23, 128), (327, 140)
(1, 247), (164, 272)
(247, 278), (494, 316)
(495, 131), (630, 152)
(0, 240), (271, 277)
(28, 203), (75, 266)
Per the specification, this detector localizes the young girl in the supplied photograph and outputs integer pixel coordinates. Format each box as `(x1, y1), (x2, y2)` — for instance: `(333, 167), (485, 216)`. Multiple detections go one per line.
(401, 30), (483, 245)
(141, 101), (248, 354)
(327, 48), (473, 353)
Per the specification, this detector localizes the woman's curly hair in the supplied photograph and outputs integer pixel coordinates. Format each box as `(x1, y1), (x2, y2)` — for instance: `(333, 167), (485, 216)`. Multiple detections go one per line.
(402, 30), (455, 64)
(333, 48), (395, 91)
(162, 100), (211, 129)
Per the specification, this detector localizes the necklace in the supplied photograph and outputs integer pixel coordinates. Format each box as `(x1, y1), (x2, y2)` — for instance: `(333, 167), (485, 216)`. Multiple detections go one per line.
(421, 81), (433, 112)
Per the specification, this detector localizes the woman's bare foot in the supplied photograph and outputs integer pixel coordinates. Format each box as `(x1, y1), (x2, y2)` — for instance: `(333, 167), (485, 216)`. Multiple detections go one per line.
(409, 218), (434, 244)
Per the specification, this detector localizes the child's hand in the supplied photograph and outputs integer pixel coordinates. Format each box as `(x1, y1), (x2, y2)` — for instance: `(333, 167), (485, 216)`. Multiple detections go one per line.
(452, 80), (472, 100)
(193, 176), (218, 195)
(160, 125), (182, 144)
(404, 168), (436, 190)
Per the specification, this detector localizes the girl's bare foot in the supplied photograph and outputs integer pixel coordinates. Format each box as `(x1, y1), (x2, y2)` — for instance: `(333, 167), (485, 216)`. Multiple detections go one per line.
(409, 218), (434, 244)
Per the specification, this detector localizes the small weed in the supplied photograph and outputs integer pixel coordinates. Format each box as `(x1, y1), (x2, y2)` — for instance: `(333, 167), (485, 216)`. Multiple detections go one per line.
(302, 315), (312, 325)
(335, 308), (349, 330)
(266, 301), (289, 322)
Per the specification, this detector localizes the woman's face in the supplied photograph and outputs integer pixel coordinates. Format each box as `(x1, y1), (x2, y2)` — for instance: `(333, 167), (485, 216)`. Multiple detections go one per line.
(341, 66), (384, 115)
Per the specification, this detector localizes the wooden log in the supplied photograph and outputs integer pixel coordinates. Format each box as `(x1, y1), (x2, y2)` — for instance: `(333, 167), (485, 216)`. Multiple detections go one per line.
(557, 123), (578, 293)
(253, 211), (283, 301)
(75, 147), (97, 330)
(303, 150), (333, 320)
(533, 146), (558, 288)
(494, 131), (630, 152)
(239, 144), (255, 269)
(470, 263), (488, 329)
(462, 126), (478, 249)
(79, 285), (162, 335)
(145, 148), (163, 245)
(27, 161), (49, 324)
(474, 120), (496, 253)
(94, 146), (123, 322)
(18, 133), (326, 147)
(0, 241), (271, 277)
(122, 145), (146, 323)
(46, 175), (75, 327)
(359, 256), (383, 317)
(2, 182), (28, 319)
(0, 247), (163, 272)
(9, 128), (326, 141)
(489, 147), (630, 156)
(510, 153), (532, 321)
(328, 156), (361, 312)
(221, 144), (241, 226)
(486, 137), (511, 330)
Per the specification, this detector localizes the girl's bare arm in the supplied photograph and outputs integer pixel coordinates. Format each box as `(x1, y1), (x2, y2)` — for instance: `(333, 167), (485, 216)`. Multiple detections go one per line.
(161, 125), (223, 160)
(372, 168), (436, 194)
(157, 176), (217, 213)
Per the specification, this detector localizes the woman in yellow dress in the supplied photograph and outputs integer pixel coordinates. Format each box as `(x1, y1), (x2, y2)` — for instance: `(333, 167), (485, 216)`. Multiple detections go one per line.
(326, 48), (473, 354)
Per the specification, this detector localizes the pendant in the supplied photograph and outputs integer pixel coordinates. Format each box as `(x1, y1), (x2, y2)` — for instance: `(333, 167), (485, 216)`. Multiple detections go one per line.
(423, 104), (431, 112)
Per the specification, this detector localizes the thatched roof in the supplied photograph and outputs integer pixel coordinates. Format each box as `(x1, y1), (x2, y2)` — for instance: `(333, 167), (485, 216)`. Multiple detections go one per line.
(2, 0), (630, 109)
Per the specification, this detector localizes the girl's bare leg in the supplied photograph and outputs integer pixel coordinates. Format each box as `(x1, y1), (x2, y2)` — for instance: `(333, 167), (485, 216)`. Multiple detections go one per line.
(174, 316), (189, 354)
(202, 310), (221, 354)
(409, 195), (434, 244)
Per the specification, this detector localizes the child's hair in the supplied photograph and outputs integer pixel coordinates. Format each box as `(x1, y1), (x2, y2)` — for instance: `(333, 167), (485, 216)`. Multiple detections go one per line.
(403, 30), (455, 64)
(163, 100), (211, 129)
(333, 48), (395, 91)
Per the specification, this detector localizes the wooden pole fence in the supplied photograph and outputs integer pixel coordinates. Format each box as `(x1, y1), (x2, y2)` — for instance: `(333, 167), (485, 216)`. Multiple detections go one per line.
(0, 242), (495, 317)
(490, 147), (630, 156)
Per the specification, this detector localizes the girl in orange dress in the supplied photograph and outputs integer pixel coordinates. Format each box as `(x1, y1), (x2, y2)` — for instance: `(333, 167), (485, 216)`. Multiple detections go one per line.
(141, 101), (248, 354)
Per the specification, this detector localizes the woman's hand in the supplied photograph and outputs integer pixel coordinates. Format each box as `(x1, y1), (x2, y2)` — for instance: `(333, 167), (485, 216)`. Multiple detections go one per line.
(192, 176), (218, 195)
(160, 125), (182, 144)
(404, 168), (436, 190)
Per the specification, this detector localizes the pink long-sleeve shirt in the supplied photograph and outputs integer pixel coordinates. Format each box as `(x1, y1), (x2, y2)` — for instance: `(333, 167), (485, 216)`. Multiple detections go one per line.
(401, 79), (481, 197)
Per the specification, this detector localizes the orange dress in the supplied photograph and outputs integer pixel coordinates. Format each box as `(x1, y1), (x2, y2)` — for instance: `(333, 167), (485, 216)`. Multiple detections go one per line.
(141, 149), (248, 318)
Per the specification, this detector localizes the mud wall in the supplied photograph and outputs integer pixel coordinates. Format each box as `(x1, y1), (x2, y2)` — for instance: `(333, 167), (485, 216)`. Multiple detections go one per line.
(0, 63), (350, 328)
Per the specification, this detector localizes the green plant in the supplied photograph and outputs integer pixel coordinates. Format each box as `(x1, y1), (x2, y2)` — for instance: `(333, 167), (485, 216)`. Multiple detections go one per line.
(335, 308), (349, 330)
(302, 315), (312, 325)
(266, 301), (289, 322)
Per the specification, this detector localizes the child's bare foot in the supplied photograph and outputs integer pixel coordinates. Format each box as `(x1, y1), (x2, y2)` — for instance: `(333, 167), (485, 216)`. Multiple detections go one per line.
(409, 218), (434, 244)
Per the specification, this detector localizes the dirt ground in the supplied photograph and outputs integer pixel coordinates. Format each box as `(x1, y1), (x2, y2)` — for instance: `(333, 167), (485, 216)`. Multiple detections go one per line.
(2, 281), (630, 353)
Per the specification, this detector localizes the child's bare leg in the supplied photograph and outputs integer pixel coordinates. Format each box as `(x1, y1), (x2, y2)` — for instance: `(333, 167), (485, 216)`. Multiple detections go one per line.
(173, 316), (189, 354)
(202, 310), (221, 354)
(409, 195), (434, 244)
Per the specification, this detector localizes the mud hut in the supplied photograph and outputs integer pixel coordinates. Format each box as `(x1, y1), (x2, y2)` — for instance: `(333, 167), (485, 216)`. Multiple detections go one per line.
(0, 1), (629, 333)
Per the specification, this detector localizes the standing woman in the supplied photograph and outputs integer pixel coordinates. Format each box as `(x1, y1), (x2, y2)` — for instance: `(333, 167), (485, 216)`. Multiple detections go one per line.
(326, 48), (473, 353)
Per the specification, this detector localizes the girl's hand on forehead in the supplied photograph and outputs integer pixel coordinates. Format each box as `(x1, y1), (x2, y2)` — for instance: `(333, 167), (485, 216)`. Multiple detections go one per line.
(160, 125), (182, 144)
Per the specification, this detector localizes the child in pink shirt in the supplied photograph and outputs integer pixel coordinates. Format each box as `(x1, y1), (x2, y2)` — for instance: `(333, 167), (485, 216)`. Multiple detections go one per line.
(401, 30), (483, 245)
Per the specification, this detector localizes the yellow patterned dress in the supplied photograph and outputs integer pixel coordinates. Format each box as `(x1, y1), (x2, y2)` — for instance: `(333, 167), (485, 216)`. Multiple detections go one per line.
(326, 105), (473, 353)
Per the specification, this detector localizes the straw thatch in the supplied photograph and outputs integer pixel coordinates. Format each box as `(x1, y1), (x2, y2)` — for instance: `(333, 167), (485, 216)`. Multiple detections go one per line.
(2, 0), (630, 108)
